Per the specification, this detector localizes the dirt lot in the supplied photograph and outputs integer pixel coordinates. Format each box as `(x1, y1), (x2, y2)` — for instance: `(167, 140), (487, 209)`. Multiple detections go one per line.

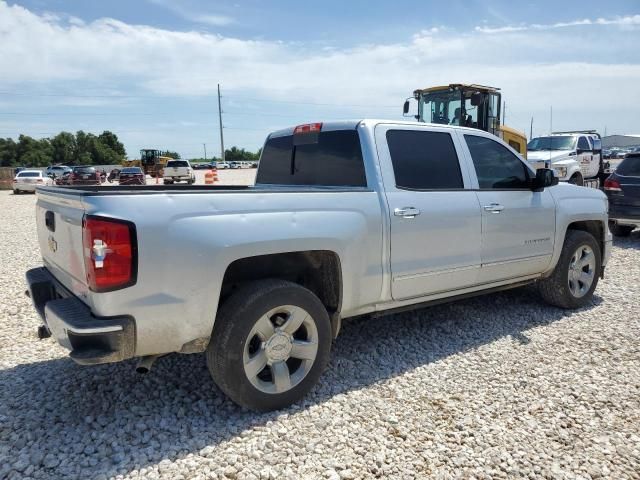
(0, 188), (639, 479)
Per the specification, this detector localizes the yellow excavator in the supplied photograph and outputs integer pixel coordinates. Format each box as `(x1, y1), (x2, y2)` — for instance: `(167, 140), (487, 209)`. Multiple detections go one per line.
(122, 149), (172, 177)
(403, 83), (527, 158)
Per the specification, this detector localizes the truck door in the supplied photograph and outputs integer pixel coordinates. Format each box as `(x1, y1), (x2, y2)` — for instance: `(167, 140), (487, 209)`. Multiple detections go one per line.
(577, 136), (599, 179)
(459, 132), (556, 283)
(375, 124), (482, 300)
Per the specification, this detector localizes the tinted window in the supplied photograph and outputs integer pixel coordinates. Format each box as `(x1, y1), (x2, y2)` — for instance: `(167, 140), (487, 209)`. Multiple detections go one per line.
(121, 168), (142, 174)
(167, 160), (189, 168)
(256, 130), (366, 187)
(577, 137), (590, 150)
(73, 167), (96, 174)
(616, 156), (640, 176)
(465, 135), (530, 189)
(386, 130), (463, 189)
(17, 171), (41, 177)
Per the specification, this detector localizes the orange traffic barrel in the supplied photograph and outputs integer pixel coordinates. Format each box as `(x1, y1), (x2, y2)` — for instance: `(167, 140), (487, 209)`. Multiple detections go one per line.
(205, 169), (217, 185)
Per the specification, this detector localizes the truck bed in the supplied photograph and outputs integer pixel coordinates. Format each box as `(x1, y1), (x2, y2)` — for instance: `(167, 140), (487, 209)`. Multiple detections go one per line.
(37, 184), (369, 195)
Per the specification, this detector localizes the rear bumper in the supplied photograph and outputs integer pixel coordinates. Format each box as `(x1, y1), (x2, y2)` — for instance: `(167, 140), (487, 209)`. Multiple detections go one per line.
(26, 267), (135, 365)
(608, 204), (640, 225)
(14, 182), (38, 191)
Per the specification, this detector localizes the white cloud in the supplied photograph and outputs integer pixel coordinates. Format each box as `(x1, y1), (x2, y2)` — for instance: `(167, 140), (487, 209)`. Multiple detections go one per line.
(476, 14), (640, 33)
(0, 2), (639, 144)
(146, 0), (234, 26)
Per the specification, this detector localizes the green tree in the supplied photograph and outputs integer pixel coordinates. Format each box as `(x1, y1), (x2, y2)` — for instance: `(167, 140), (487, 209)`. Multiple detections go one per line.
(51, 131), (76, 165)
(0, 138), (18, 167)
(162, 150), (181, 159)
(98, 131), (126, 157)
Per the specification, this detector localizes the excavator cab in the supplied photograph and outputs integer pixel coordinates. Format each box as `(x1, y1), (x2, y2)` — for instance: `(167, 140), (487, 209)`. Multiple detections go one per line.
(404, 83), (527, 157)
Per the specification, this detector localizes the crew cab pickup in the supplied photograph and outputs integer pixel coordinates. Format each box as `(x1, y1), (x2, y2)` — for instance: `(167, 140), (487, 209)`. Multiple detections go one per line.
(163, 159), (195, 184)
(27, 119), (612, 411)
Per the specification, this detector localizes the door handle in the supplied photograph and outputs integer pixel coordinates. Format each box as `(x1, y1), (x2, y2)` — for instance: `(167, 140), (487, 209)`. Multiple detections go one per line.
(394, 207), (421, 218)
(483, 203), (504, 213)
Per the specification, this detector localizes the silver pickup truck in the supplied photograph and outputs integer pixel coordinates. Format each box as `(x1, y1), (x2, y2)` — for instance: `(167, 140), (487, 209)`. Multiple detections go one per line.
(26, 119), (611, 411)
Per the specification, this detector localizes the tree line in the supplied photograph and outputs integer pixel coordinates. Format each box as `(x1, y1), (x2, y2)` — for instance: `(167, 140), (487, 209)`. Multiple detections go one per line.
(190, 146), (262, 163)
(0, 131), (126, 167)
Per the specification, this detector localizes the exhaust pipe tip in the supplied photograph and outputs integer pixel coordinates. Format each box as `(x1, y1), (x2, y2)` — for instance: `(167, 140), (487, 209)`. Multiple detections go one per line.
(135, 355), (160, 374)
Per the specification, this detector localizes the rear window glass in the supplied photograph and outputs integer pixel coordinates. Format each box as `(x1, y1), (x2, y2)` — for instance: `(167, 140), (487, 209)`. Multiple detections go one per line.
(386, 130), (463, 189)
(167, 160), (189, 168)
(121, 168), (142, 174)
(616, 156), (640, 176)
(17, 171), (41, 177)
(256, 130), (366, 187)
(74, 167), (96, 174)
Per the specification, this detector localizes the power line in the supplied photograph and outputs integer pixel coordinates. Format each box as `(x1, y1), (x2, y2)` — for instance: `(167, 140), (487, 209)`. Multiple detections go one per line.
(0, 90), (399, 109)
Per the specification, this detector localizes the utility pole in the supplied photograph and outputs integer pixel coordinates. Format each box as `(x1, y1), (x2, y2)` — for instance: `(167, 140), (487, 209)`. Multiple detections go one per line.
(217, 84), (225, 162)
(203, 143), (207, 161)
(530, 117), (533, 139)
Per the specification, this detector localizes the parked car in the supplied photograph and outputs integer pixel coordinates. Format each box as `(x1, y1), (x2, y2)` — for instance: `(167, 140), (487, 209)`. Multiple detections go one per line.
(163, 159), (195, 184)
(55, 171), (72, 185)
(26, 119), (611, 411)
(13, 170), (53, 194)
(604, 152), (640, 236)
(217, 162), (230, 169)
(45, 165), (71, 178)
(118, 167), (146, 185)
(69, 166), (101, 186)
(229, 161), (242, 169)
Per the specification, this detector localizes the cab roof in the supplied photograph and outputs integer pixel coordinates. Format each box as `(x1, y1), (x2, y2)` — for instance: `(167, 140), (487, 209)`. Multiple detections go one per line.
(413, 83), (501, 95)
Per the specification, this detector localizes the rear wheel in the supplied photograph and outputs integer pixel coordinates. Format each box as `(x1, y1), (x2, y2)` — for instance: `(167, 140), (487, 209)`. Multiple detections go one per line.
(538, 230), (601, 309)
(608, 221), (634, 237)
(207, 279), (332, 411)
(13, 189), (19, 195)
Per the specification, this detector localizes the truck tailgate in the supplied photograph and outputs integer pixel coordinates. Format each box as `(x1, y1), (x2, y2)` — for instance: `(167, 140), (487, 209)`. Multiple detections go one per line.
(36, 190), (89, 297)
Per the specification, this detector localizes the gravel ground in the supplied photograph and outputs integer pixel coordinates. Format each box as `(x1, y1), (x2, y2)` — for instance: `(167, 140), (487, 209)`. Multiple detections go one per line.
(0, 189), (639, 480)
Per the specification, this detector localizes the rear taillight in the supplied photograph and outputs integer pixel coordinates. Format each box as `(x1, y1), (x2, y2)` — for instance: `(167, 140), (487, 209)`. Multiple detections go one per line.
(82, 216), (137, 292)
(604, 178), (622, 192)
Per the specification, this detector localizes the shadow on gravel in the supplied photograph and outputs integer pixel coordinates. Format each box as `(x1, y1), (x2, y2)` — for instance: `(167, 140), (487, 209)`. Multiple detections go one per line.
(611, 231), (640, 251)
(0, 286), (599, 479)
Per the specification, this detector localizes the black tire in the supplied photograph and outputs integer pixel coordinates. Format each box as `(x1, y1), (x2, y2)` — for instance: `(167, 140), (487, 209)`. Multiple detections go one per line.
(568, 173), (584, 186)
(13, 190), (19, 195)
(538, 230), (601, 309)
(164, 180), (173, 185)
(608, 221), (634, 237)
(207, 279), (332, 411)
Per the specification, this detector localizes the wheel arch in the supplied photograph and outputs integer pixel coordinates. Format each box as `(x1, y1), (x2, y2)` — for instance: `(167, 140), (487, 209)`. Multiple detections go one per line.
(219, 250), (343, 337)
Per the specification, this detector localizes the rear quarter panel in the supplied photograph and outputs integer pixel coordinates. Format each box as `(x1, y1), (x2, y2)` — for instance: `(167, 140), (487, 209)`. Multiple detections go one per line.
(83, 190), (383, 356)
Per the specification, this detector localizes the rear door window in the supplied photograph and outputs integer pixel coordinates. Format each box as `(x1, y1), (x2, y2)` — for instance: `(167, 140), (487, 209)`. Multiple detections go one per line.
(386, 130), (463, 189)
(256, 130), (366, 187)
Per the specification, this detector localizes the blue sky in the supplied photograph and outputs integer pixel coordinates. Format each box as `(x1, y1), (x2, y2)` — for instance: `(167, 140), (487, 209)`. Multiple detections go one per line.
(1, 0), (639, 158)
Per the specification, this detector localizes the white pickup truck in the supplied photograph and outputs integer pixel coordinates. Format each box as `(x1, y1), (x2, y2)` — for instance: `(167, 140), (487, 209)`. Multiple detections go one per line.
(527, 131), (608, 187)
(163, 159), (195, 184)
(26, 119), (611, 411)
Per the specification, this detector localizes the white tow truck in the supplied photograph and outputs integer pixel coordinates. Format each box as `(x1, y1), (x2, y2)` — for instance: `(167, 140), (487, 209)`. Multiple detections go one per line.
(527, 130), (610, 188)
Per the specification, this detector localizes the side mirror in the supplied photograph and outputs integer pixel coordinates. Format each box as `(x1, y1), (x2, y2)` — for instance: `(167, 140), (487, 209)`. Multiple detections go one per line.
(532, 168), (558, 191)
(402, 100), (410, 115)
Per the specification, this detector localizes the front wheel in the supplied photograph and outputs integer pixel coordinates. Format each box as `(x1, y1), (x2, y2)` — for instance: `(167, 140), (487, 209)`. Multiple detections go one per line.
(608, 221), (634, 237)
(568, 173), (584, 186)
(538, 230), (601, 309)
(207, 279), (332, 411)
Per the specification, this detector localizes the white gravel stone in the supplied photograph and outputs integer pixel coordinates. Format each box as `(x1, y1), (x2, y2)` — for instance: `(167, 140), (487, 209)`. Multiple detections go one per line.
(0, 189), (638, 479)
